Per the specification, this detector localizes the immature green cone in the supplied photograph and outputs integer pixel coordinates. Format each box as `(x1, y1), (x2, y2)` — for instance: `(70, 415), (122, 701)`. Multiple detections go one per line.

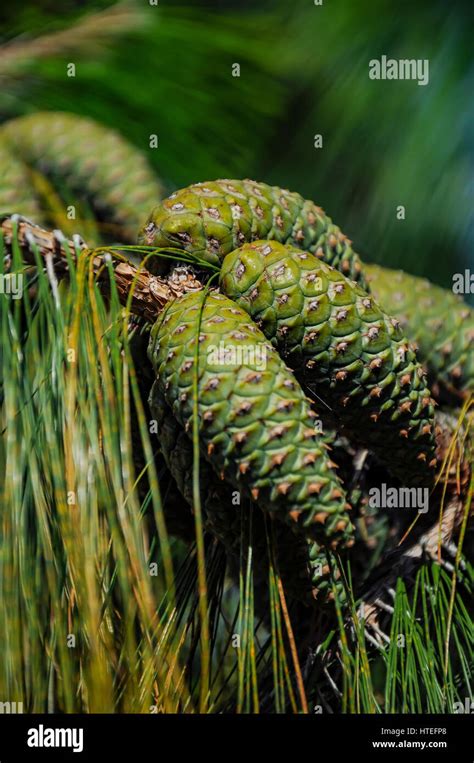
(365, 264), (474, 399)
(148, 290), (353, 548)
(151, 387), (345, 604)
(0, 138), (43, 222)
(126, 317), (195, 542)
(139, 178), (368, 288)
(220, 241), (437, 486)
(0, 112), (164, 242)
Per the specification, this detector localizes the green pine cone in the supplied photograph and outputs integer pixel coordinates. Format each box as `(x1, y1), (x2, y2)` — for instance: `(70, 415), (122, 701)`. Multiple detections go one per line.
(0, 112), (164, 242)
(0, 137), (44, 222)
(150, 386), (345, 604)
(138, 178), (368, 288)
(219, 241), (437, 486)
(148, 290), (353, 549)
(365, 264), (474, 399)
(126, 317), (195, 543)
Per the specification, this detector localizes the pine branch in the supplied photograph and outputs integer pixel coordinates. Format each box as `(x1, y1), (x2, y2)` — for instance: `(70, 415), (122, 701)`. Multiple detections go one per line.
(1, 214), (203, 323)
(358, 408), (473, 638)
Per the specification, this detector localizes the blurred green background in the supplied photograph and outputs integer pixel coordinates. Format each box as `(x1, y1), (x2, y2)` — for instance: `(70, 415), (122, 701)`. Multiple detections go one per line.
(0, 0), (472, 295)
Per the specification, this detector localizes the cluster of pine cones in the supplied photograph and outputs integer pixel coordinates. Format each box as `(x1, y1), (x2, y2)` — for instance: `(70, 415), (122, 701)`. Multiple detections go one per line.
(1, 112), (473, 611)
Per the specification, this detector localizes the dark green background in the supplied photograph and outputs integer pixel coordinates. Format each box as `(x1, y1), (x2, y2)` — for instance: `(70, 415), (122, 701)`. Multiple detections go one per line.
(1, 0), (472, 295)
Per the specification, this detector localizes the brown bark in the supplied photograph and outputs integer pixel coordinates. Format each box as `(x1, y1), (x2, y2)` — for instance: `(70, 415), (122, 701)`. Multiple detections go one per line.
(1, 214), (203, 323)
